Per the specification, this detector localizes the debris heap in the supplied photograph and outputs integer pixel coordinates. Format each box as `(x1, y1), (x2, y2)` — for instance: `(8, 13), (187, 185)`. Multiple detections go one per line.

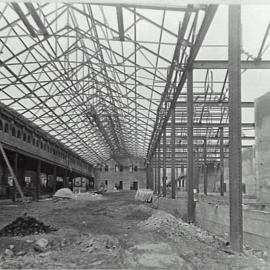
(0, 215), (57, 237)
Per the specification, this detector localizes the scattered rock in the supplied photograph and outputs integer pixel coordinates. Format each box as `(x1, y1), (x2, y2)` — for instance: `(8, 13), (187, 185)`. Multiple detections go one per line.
(26, 239), (34, 243)
(38, 251), (52, 257)
(34, 238), (49, 252)
(4, 249), (14, 257)
(0, 215), (57, 237)
(16, 251), (26, 256)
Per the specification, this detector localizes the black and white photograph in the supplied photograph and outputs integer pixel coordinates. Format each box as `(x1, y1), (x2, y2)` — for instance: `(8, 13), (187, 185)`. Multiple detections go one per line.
(0, 0), (269, 269)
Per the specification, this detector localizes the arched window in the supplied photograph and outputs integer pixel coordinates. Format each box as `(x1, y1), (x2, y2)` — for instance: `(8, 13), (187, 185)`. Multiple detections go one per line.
(4, 123), (9, 133)
(17, 130), (21, 139)
(23, 133), (26, 141)
(27, 135), (31, 143)
(134, 165), (138, 172)
(0, 120), (3, 131)
(33, 138), (36, 146)
(12, 127), (16, 136)
(105, 165), (109, 172)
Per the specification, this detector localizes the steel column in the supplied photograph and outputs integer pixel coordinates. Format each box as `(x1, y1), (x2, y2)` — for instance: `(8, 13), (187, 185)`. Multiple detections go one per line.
(158, 139), (161, 194)
(12, 152), (18, 202)
(187, 68), (194, 223)
(162, 127), (166, 197)
(228, 5), (243, 252)
(203, 139), (208, 195)
(154, 151), (158, 193)
(36, 160), (41, 201)
(220, 127), (224, 196)
(171, 105), (176, 199)
(181, 165), (184, 190)
(149, 157), (154, 190)
(53, 165), (57, 193)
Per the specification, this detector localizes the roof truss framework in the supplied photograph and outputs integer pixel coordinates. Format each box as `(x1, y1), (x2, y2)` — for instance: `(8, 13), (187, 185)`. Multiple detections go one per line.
(0, 2), (268, 166)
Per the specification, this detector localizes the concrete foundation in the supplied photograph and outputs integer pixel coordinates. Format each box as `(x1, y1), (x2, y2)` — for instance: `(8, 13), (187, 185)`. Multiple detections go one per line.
(255, 92), (270, 203)
(157, 196), (270, 252)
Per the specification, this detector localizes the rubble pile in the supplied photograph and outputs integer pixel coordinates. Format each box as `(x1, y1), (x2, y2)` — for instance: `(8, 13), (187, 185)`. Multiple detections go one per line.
(0, 215), (57, 237)
(138, 210), (179, 232)
(139, 210), (229, 250)
(75, 233), (119, 254)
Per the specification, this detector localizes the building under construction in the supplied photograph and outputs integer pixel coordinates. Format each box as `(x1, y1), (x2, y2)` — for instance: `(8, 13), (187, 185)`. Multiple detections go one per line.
(0, 1), (270, 269)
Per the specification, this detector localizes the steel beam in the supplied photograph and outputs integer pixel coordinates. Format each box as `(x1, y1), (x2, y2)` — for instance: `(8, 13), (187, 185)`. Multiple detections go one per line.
(171, 105), (176, 199)
(187, 68), (194, 223)
(228, 5), (243, 252)
(25, 3), (49, 38)
(193, 60), (270, 69)
(116, 5), (125, 41)
(175, 101), (254, 108)
(11, 3), (37, 37)
(167, 122), (254, 128)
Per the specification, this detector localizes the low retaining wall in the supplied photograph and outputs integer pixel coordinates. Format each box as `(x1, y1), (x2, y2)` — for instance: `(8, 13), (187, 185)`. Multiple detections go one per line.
(157, 196), (270, 251)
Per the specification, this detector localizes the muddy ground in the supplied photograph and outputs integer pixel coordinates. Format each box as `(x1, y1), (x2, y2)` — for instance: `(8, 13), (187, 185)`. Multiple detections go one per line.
(0, 191), (269, 269)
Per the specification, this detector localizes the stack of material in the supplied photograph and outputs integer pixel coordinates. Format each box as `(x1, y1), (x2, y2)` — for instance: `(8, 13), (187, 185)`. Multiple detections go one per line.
(53, 188), (75, 199)
(0, 215), (57, 236)
(135, 189), (154, 203)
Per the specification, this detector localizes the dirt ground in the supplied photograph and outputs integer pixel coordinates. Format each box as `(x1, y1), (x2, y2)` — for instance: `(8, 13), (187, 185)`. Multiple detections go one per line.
(0, 191), (269, 269)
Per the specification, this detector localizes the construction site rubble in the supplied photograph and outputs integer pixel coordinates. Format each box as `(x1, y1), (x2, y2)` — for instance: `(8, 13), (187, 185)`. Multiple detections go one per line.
(34, 238), (49, 252)
(138, 209), (230, 250)
(0, 215), (57, 237)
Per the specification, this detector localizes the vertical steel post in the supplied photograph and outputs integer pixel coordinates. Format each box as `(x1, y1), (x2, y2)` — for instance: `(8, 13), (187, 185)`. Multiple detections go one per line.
(53, 165), (57, 193)
(203, 138), (208, 195)
(187, 68), (194, 223)
(12, 152), (18, 202)
(154, 151), (158, 193)
(158, 139), (161, 194)
(229, 5), (243, 252)
(36, 160), (41, 201)
(181, 165), (184, 190)
(220, 127), (224, 196)
(171, 105), (176, 199)
(149, 156), (154, 190)
(162, 127), (167, 197)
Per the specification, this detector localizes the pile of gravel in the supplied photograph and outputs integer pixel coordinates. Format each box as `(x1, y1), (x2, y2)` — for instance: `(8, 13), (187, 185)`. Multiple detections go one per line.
(0, 215), (57, 237)
(138, 210), (179, 232)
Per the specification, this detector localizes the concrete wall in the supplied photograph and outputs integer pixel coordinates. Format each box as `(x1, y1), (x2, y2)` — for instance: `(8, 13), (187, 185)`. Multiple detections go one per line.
(255, 92), (270, 203)
(223, 147), (256, 196)
(95, 156), (146, 190)
(157, 196), (270, 251)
